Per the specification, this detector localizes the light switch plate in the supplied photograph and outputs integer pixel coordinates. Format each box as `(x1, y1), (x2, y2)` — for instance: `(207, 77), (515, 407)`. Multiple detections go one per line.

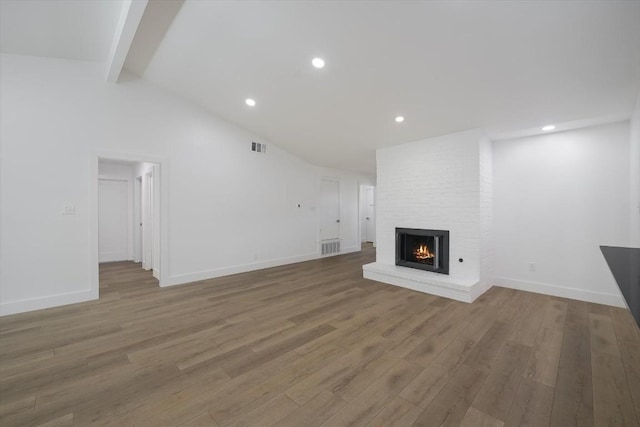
(62, 206), (75, 215)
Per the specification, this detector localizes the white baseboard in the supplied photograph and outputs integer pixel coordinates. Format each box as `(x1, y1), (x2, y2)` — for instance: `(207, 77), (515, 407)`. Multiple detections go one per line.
(0, 289), (96, 316)
(494, 277), (626, 308)
(164, 252), (321, 287)
(99, 251), (131, 263)
(362, 262), (490, 303)
(2, 248), (369, 315)
(341, 245), (361, 254)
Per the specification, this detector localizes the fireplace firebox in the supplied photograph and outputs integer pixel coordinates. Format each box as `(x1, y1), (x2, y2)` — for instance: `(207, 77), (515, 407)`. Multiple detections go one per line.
(396, 228), (449, 274)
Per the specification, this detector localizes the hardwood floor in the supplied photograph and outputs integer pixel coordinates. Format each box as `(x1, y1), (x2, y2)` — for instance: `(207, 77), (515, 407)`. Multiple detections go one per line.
(1, 244), (639, 426)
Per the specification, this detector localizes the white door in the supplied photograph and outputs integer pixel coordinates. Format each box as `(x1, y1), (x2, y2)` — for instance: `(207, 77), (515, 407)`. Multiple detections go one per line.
(134, 176), (142, 263)
(319, 179), (340, 241)
(365, 187), (375, 243)
(98, 179), (129, 263)
(142, 171), (154, 271)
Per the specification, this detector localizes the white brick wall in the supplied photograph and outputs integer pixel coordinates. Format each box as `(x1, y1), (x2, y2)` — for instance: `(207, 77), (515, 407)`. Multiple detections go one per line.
(479, 136), (494, 289)
(375, 128), (492, 285)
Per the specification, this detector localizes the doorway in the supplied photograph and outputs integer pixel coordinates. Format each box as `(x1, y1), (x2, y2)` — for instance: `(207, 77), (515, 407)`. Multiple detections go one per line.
(135, 163), (160, 279)
(364, 186), (375, 243)
(134, 176), (142, 263)
(98, 179), (129, 262)
(92, 153), (166, 299)
(360, 185), (376, 245)
(319, 178), (341, 254)
(142, 169), (154, 273)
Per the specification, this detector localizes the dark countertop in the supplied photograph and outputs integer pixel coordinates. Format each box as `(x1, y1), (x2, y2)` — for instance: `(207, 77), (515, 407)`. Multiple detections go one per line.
(601, 246), (640, 328)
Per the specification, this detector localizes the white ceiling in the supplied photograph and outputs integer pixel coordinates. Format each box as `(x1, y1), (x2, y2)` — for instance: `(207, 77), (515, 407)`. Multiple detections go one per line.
(0, 0), (123, 62)
(2, 0), (640, 174)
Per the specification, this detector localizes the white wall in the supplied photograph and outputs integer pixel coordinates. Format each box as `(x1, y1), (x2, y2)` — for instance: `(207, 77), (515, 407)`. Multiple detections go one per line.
(479, 136), (494, 284)
(98, 160), (135, 262)
(630, 92), (640, 247)
(493, 121), (629, 306)
(0, 54), (373, 315)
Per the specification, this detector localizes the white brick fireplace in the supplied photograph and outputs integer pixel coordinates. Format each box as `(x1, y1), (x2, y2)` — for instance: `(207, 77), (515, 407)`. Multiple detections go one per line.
(363, 129), (493, 303)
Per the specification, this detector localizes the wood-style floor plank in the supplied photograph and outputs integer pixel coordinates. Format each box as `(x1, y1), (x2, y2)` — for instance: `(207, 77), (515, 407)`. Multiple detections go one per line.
(523, 327), (563, 387)
(367, 396), (423, 427)
(1, 244), (639, 426)
(591, 352), (638, 427)
(471, 341), (532, 420)
(319, 359), (422, 427)
(504, 378), (554, 427)
(459, 407), (504, 427)
(549, 303), (594, 427)
(618, 339), (640, 422)
(412, 363), (490, 427)
(274, 390), (346, 427)
(179, 412), (220, 427)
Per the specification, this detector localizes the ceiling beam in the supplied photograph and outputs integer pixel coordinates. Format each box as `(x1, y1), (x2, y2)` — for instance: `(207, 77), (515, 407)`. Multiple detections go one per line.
(105, 0), (149, 83)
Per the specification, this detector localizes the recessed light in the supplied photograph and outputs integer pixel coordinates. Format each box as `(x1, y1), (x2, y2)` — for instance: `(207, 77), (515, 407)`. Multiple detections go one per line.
(245, 98), (256, 107)
(542, 125), (555, 131)
(395, 116), (405, 123)
(312, 58), (325, 69)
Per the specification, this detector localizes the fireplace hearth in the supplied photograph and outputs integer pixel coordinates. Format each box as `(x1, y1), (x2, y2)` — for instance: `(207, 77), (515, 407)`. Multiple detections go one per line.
(396, 228), (449, 274)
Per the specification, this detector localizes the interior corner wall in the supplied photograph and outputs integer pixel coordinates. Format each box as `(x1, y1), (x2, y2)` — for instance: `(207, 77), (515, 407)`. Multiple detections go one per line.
(0, 54), (372, 315)
(630, 92), (640, 247)
(479, 137), (493, 286)
(493, 121), (630, 307)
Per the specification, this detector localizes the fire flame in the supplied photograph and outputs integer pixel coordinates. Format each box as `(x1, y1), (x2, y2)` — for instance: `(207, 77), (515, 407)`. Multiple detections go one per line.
(413, 244), (434, 260)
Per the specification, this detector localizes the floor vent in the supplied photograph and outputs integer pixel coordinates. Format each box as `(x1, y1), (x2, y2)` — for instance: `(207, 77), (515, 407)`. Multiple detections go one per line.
(321, 240), (341, 256)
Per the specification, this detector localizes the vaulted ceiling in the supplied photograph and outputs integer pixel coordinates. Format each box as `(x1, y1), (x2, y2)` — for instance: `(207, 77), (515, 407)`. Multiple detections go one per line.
(2, 0), (640, 174)
(0, 0), (123, 61)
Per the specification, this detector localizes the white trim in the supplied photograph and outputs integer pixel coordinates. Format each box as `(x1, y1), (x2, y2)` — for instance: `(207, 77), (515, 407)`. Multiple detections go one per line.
(133, 176), (142, 263)
(164, 252), (320, 287)
(141, 169), (154, 271)
(0, 289), (94, 316)
(340, 245), (361, 255)
(494, 277), (626, 308)
(358, 182), (364, 245)
(99, 252), (131, 263)
(362, 262), (490, 303)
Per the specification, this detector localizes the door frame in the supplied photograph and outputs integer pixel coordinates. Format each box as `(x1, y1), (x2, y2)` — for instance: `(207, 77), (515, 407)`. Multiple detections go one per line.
(98, 178), (131, 263)
(358, 183), (376, 247)
(134, 176), (142, 263)
(90, 150), (169, 299)
(142, 170), (154, 272)
(318, 177), (341, 248)
(364, 185), (375, 244)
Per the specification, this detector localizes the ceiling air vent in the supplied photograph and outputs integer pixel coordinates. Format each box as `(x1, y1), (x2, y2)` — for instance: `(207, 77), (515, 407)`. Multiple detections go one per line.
(251, 142), (266, 154)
